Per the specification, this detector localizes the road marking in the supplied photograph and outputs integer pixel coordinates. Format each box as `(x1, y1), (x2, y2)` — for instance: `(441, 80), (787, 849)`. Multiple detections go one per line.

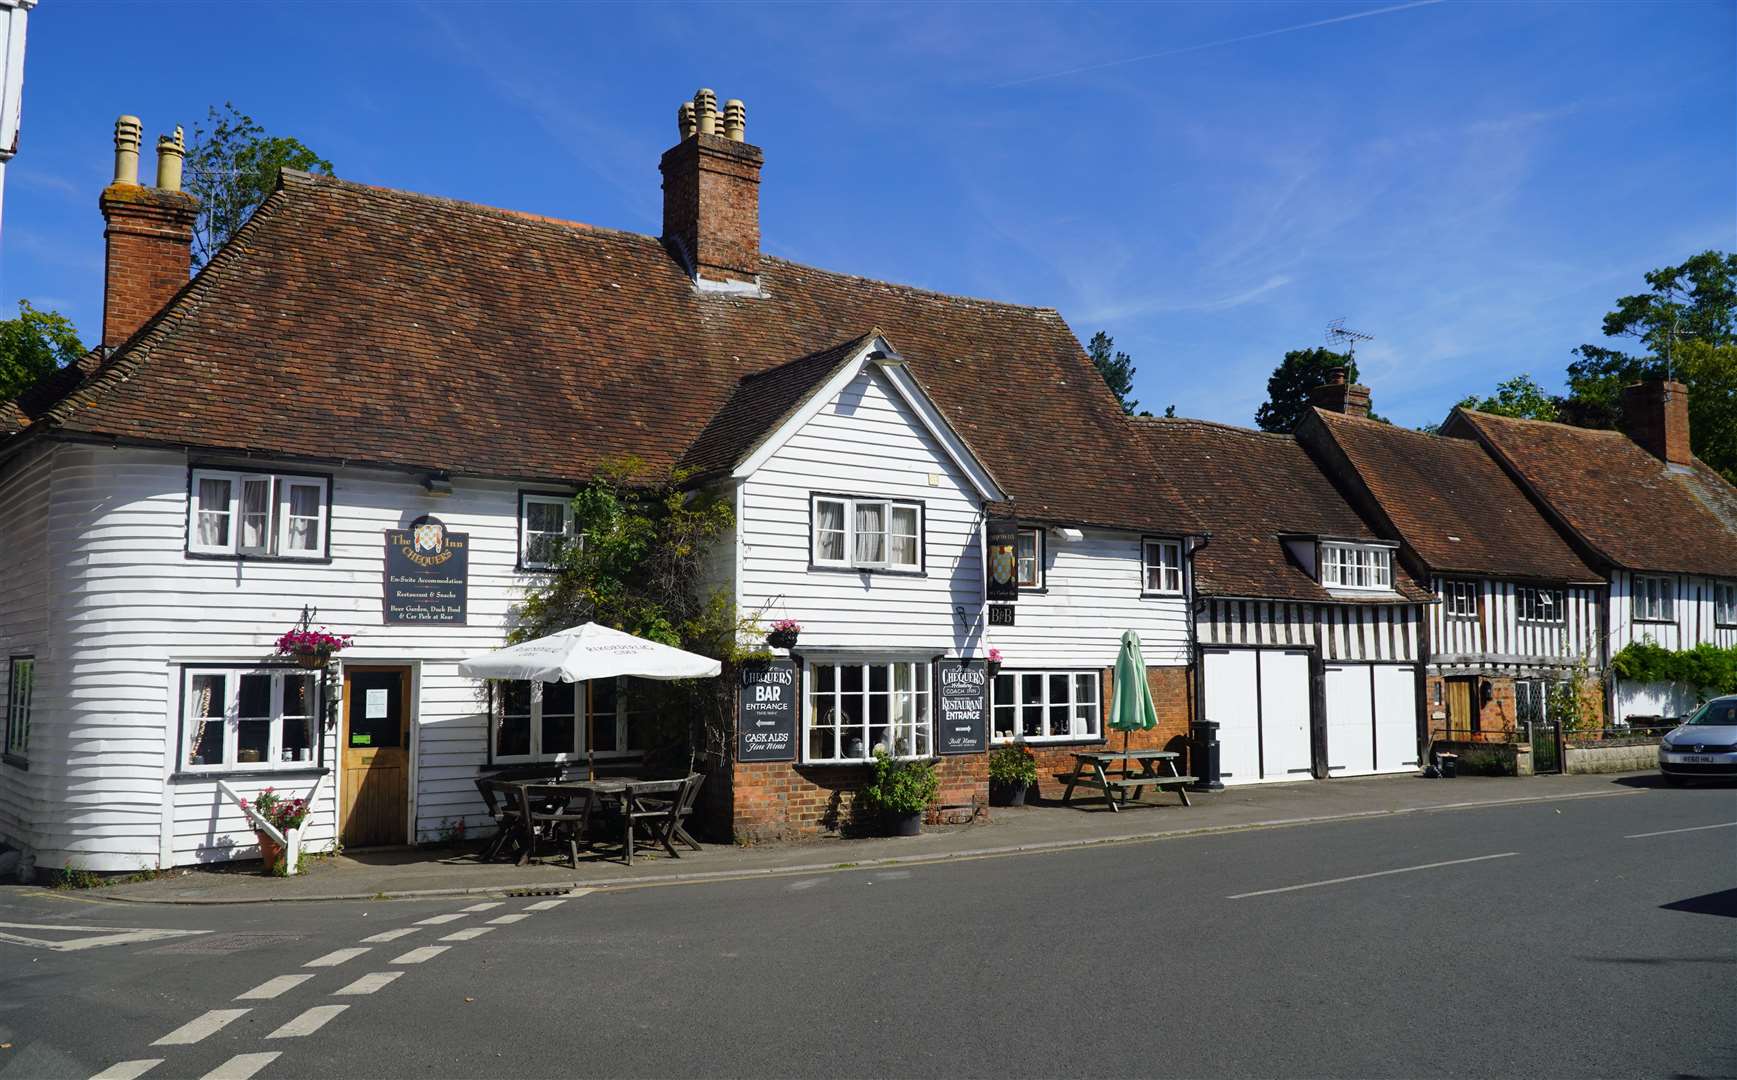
(488, 913), (530, 925)
(236, 973), (314, 1000)
(460, 902), (503, 912)
(304, 947), (369, 967)
(524, 899), (567, 911)
(90, 1060), (162, 1080)
(1227, 852), (1519, 900)
(151, 1008), (250, 1046)
(440, 927), (495, 942)
(360, 927), (420, 943)
(199, 1053), (280, 1080)
(391, 945), (449, 964)
(0, 922), (210, 953)
(416, 913), (467, 925)
(334, 971), (404, 996)
(1625, 821), (1737, 839)
(267, 1004), (347, 1039)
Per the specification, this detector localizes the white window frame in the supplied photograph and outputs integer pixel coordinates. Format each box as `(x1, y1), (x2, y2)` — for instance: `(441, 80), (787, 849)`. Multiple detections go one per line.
(188, 468), (329, 560)
(803, 661), (933, 764)
(810, 494), (923, 573)
(1444, 580), (1478, 619)
(1633, 574), (1675, 623)
(1715, 580), (1737, 628)
(990, 669), (1101, 744)
(5, 656), (33, 762)
(1516, 586), (1565, 624)
(489, 678), (641, 764)
(180, 666), (321, 774)
(1142, 538), (1184, 596)
(1016, 528), (1044, 589)
(519, 494), (577, 570)
(1319, 542), (1393, 592)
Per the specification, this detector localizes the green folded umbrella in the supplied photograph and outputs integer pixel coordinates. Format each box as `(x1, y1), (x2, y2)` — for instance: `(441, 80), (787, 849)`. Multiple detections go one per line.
(1108, 630), (1157, 749)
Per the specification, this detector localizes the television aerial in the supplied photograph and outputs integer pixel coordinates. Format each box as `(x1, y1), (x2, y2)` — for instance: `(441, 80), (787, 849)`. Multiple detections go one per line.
(1326, 318), (1373, 363)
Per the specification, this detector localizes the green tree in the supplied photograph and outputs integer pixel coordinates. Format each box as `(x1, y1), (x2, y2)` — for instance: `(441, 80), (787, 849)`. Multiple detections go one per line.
(1565, 250), (1737, 478)
(186, 103), (334, 269)
(1086, 331), (1138, 414)
(1454, 374), (1560, 422)
(0, 301), (85, 403)
(1255, 347), (1354, 432)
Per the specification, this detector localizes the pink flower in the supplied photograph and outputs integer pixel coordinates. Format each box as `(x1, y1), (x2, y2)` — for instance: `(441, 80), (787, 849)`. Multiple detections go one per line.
(771, 619), (801, 633)
(988, 648), (1003, 662)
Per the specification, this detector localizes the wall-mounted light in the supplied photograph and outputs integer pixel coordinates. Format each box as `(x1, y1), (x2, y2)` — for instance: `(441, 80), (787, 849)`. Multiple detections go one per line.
(1052, 527), (1084, 543)
(423, 471), (453, 497)
(868, 348), (907, 367)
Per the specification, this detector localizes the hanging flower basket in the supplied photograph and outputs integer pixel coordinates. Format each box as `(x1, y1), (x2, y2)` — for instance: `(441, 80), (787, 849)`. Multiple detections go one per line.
(274, 627), (353, 669)
(767, 619), (801, 651)
(985, 647), (1003, 679)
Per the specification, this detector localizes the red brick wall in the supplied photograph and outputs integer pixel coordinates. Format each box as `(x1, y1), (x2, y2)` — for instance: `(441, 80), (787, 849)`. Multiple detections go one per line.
(1621, 380), (1691, 467)
(100, 184), (197, 349)
(658, 134), (762, 283)
(724, 665), (1193, 842)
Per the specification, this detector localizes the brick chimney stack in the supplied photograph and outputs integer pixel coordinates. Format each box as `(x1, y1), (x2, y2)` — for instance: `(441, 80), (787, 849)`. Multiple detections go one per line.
(1621, 379), (1693, 467)
(99, 114), (197, 350)
(660, 88), (762, 287)
(1308, 366), (1372, 419)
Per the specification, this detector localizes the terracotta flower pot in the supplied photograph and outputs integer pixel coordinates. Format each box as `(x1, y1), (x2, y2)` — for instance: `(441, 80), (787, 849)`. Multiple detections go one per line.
(255, 830), (285, 873)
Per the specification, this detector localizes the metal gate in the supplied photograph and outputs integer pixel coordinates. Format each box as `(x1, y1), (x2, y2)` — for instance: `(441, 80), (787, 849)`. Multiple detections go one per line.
(1517, 680), (1560, 774)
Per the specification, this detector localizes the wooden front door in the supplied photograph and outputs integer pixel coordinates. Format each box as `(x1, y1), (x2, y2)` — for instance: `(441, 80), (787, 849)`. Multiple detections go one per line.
(1445, 676), (1478, 738)
(341, 667), (411, 848)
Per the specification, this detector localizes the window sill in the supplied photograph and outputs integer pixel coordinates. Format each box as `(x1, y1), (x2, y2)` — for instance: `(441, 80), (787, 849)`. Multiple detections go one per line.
(2, 753), (27, 771)
(185, 551), (333, 566)
(1632, 617), (1676, 625)
(1140, 591), (1186, 600)
(799, 756), (939, 768)
(991, 737), (1106, 749)
(809, 564), (928, 578)
(481, 755), (641, 771)
(171, 766), (328, 782)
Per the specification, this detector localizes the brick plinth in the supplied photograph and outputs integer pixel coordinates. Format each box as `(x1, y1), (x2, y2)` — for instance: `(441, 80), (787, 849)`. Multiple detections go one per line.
(100, 183), (197, 349)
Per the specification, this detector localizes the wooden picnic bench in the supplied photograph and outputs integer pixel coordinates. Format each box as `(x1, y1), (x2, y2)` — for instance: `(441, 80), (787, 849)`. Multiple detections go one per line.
(1058, 749), (1195, 811)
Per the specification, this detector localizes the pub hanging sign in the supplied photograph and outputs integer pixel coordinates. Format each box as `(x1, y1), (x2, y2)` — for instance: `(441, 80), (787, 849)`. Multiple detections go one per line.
(383, 515), (469, 625)
(986, 517), (1020, 603)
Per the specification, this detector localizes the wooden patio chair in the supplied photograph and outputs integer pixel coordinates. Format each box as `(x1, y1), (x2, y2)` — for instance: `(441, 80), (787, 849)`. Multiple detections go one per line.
(622, 773), (705, 865)
(515, 784), (594, 869)
(474, 777), (524, 862)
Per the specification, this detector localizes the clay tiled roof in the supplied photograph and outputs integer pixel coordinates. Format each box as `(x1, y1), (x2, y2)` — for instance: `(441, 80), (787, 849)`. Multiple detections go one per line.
(1136, 417), (1430, 604)
(1451, 409), (1737, 577)
(9, 171), (1194, 535)
(1301, 408), (1601, 583)
(678, 332), (878, 481)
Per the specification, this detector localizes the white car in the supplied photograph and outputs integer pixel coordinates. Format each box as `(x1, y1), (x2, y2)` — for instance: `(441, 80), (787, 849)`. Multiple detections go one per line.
(1658, 694), (1737, 785)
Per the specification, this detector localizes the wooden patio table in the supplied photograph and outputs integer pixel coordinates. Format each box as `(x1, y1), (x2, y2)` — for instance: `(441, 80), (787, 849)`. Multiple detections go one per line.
(1057, 749), (1195, 811)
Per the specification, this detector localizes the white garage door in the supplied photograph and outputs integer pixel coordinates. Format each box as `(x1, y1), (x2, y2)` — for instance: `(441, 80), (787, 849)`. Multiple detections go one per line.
(1324, 663), (1420, 776)
(1202, 648), (1313, 784)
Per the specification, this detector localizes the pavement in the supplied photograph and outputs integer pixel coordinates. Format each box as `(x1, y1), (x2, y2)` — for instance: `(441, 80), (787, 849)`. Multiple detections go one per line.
(84, 770), (1676, 903)
(0, 770), (1730, 1079)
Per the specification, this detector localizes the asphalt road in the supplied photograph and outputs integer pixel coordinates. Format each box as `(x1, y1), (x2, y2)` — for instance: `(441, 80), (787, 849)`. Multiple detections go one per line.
(1, 779), (1732, 1080)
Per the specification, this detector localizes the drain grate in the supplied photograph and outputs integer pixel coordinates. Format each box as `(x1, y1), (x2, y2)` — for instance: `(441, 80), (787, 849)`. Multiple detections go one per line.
(504, 886), (573, 898)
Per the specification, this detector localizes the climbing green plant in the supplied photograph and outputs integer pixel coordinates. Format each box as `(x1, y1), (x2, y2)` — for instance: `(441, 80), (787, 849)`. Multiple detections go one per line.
(1609, 641), (1737, 696)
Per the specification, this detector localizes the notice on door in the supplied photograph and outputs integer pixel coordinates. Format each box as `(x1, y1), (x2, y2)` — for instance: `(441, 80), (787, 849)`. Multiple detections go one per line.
(937, 659), (987, 755)
(384, 515), (469, 625)
(365, 688), (389, 719)
(738, 659), (797, 762)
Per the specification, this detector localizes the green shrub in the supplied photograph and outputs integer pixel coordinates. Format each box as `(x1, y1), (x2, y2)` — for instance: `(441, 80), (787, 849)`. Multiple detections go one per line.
(860, 753), (940, 816)
(988, 746), (1038, 786)
(1611, 641), (1737, 695)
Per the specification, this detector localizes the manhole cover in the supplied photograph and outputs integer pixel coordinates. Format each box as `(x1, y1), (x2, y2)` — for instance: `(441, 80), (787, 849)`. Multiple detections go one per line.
(149, 931), (304, 954)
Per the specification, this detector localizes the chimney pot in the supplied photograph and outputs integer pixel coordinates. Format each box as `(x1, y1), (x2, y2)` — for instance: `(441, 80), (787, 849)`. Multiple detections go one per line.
(113, 114), (142, 185)
(694, 88), (718, 135)
(724, 99), (746, 141)
(1621, 380), (1693, 467)
(155, 126), (185, 191)
(678, 101), (696, 140)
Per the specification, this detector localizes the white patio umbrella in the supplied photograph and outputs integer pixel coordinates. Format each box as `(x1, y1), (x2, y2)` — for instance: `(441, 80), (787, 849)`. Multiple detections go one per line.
(458, 622), (721, 778)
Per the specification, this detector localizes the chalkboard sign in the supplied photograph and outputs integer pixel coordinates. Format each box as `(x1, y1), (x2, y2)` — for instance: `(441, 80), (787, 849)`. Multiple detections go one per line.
(937, 659), (988, 755)
(986, 518), (1020, 602)
(738, 659), (798, 762)
(383, 516), (469, 625)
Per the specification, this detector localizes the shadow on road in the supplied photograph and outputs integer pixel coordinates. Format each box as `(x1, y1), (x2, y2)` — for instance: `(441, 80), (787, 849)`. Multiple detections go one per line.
(1661, 887), (1737, 920)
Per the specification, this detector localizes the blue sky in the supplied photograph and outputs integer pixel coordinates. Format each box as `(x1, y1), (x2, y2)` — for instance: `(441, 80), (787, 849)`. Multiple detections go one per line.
(4, 1), (1732, 428)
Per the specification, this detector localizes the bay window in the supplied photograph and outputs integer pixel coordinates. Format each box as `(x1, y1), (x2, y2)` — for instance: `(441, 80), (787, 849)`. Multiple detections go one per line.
(491, 677), (647, 763)
(990, 670), (1100, 743)
(811, 495), (923, 572)
(1142, 538), (1183, 595)
(1633, 575), (1674, 622)
(1320, 542), (1393, 591)
(805, 661), (931, 763)
(520, 493), (577, 570)
(181, 667), (320, 772)
(189, 468), (329, 559)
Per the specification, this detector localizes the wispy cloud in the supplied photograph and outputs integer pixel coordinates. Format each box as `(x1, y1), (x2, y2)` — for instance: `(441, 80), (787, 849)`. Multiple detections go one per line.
(996, 1), (1444, 88)
(1080, 275), (1295, 323)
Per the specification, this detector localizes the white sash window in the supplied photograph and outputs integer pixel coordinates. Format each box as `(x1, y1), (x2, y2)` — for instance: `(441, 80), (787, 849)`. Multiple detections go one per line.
(189, 469), (329, 559)
(811, 495), (923, 572)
